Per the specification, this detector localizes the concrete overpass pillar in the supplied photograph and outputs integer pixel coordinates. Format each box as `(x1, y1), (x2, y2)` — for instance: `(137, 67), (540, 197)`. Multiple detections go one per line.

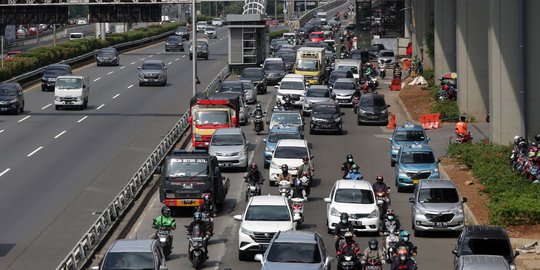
(525, 1), (540, 139)
(433, 0), (456, 78)
(411, 0), (433, 69)
(456, 0), (488, 123)
(488, 0), (521, 144)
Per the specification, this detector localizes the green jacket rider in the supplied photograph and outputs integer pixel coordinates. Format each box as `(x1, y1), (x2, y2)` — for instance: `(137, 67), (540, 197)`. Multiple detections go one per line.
(153, 206), (177, 230)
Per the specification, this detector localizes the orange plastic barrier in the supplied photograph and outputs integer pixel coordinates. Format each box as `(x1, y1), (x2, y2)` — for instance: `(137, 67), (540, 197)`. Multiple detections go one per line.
(386, 113), (396, 129)
(419, 113), (442, 130)
(390, 79), (402, 91)
(401, 58), (412, 71)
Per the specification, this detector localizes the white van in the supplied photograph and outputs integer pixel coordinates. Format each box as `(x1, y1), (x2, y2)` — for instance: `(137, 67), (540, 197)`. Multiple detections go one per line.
(69, 32), (84, 40)
(54, 75), (90, 110)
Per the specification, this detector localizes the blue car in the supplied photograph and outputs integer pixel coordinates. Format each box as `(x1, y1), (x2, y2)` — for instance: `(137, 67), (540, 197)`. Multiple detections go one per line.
(389, 123), (430, 167)
(395, 143), (440, 192)
(263, 126), (302, 168)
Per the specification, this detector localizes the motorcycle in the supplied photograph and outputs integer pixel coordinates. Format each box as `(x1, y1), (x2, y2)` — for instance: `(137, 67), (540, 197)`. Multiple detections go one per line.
(352, 95), (360, 114)
(156, 226), (173, 257)
(253, 114), (264, 135)
(290, 197), (305, 224)
(200, 211), (214, 237)
(362, 258), (383, 270)
(244, 180), (261, 202)
(455, 132), (473, 144)
(185, 223), (208, 268)
(337, 254), (359, 270)
(278, 180), (291, 199)
(382, 226), (400, 263)
(375, 189), (390, 220)
(379, 65), (386, 79)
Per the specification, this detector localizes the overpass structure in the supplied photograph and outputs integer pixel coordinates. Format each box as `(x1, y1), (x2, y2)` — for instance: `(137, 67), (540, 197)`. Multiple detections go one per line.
(406, 0), (539, 144)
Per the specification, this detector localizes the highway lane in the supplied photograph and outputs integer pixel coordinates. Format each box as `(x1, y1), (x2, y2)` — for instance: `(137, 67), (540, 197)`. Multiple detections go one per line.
(0, 26), (229, 270)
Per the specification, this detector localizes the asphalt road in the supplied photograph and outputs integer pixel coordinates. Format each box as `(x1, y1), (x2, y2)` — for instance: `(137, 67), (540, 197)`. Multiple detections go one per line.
(0, 26), (229, 270)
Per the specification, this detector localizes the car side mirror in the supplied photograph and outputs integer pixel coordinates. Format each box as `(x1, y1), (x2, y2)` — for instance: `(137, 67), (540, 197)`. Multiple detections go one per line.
(159, 266), (168, 270)
(156, 165), (162, 174)
(266, 120), (270, 124)
(437, 158), (441, 163)
(233, 214), (243, 221)
(427, 138), (431, 141)
(263, 138), (267, 143)
(260, 64), (263, 67)
(137, 67), (141, 69)
(324, 198), (331, 203)
(452, 249), (458, 256)
(514, 250), (520, 257)
(408, 197), (415, 203)
(325, 256), (333, 265)
(341, 112), (345, 116)
(388, 137), (392, 142)
(462, 197), (468, 203)
(164, 67), (167, 70)
(254, 254), (264, 262)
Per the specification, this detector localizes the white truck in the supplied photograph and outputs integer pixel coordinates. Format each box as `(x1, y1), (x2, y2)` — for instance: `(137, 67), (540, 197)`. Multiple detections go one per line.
(54, 75), (90, 110)
(316, 12), (328, 23)
(334, 59), (362, 80)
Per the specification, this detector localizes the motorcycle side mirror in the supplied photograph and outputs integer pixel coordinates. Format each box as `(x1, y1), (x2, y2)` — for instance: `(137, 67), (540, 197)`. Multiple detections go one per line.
(437, 158), (441, 163)
(325, 256), (334, 265)
(427, 137), (431, 141)
(324, 198), (331, 203)
(263, 138), (267, 143)
(341, 112), (345, 116)
(310, 155), (315, 160)
(388, 137), (392, 142)
(462, 197), (468, 203)
(254, 254), (264, 262)
(408, 197), (415, 203)
(452, 249), (458, 256)
(387, 187), (391, 192)
(184, 225), (190, 229)
(514, 250), (520, 257)
(233, 214), (243, 221)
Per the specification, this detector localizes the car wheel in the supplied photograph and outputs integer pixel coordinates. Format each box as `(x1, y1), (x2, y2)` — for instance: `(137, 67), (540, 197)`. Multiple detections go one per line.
(264, 162), (269, 169)
(337, 127), (343, 135)
(139, 82), (143, 86)
(181, 48), (185, 52)
(270, 180), (275, 186)
(205, 56), (208, 60)
(238, 250), (250, 261)
(414, 228), (423, 237)
(20, 103), (24, 113)
(397, 186), (403, 193)
(55, 105), (61, 110)
(390, 160), (396, 167)
(357, 120), (361, 126)
(165, 49), (169, 52)
(189, 56), (193, 60)
(42, 87), (46, 92)
(309, 128), (314, 135)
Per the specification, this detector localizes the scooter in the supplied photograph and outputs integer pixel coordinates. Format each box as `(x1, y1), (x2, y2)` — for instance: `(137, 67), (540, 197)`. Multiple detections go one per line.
(361, 258), (383, 270)
(337, 254), (359, 270)
(244, 180), (261, 202)
(290, 198), (305, 224)
(278, 180), (291, 199)
(383, 227), (400, 263)
(375, 189), (390, 220)
(156, 226), (173, 257)
(185, 223), (208, 268)
(253, 114), (264, 135)
(456, 132), (473, 144)
(379, 65), (386, 79)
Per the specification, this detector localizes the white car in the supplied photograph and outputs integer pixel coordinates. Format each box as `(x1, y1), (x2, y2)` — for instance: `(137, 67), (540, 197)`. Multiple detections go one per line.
(324, 180), (380, 234)
(234, 195), (298, 261)
(276, 74), (307, 106)
(196, 21), (208, 32)
(212, 18), (223, 26)
(268, 139), (312, 186)
(204, 26), (217, 39)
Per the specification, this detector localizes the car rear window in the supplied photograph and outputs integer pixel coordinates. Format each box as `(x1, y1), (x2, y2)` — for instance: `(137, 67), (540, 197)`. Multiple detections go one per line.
(333, 81), (356, 90)
(267, 243), (322, 263)
(306, 88), (329, 97)
(245, 205), (290, 221)
(274, 146), (308, 159)
(418, 188), (459, 203)
(360, 95), (386, 107)
(400, 151), (435, 164)
(380, 51), (395, 57)
(268, 132), (301, 143)
(211, 134), (243, 146)
(467, 239), (511, 258)
(394, 131), (426, 142)
(102, 252), (154, 270)
(142, 63), (163, 70)
(335, 188), (374, 204)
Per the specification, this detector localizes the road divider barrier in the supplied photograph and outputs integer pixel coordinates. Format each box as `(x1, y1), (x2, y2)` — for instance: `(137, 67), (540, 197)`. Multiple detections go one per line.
(419, 113), (441, 130)
(386, 113), (396, 129)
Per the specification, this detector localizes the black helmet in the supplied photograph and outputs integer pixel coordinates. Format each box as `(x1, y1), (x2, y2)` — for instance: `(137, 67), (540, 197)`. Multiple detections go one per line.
(340, 212), (349, 224)
(346, 154), (353, 162)
(535, 134), (540, 142)
(276, 100), (282, 106)
(194, 211), (202, 221)
(250, 163), (258, 170)
(256, 103), (262, 110)
(281, 164), (289, 173)
(161, 206), (171, 217)
(368, 238), (378, 250)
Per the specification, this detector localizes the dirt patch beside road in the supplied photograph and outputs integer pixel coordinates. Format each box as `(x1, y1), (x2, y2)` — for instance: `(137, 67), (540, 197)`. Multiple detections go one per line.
(398, 85), (434, 121)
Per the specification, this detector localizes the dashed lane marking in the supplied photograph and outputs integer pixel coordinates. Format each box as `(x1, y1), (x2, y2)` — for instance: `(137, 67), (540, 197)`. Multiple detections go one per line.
(127, 84), (134, 89)
(77, 116), (88, 123)
(41, 104), (52, 110)
(27, 146), (43, 157)
(0, 168), (10, 177)
(112, 94), (120, 99)
(96, 104), (105, 110)
(54, 131), (66, 139)
(107, 71), (114, 75)
(93, 77), (101, 82)
(18, 116), (30, 123)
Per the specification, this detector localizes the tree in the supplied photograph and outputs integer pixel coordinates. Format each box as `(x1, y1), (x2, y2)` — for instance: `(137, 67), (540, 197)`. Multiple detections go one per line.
(223, 2), (244, 15)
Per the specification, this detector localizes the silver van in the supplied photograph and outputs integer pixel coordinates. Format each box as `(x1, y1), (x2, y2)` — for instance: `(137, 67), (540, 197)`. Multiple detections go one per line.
(91, 239), (167, 270)
(54, 75), (90, 110)
(409, 179), (467, 236)
(455, 255), (511, 270)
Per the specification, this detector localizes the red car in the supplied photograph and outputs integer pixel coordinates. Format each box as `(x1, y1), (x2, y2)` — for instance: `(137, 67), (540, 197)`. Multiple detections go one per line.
(4, 51), (22, 61)
(309, 31), (324, 43)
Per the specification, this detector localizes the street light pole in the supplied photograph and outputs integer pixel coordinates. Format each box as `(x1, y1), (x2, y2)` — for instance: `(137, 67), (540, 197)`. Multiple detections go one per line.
(192, 0), (198, 96)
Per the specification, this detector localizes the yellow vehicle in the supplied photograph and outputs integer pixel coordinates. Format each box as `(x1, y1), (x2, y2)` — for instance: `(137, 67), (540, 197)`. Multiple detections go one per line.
(295, 47), (326, 85)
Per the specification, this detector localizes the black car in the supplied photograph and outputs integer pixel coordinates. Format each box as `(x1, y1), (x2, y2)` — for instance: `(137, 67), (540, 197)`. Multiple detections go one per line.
(41, 64), (72, 91)
(350, 49), (370, 64)
(279, 53), (296, 72)
(262, 59), (286, 85)
(368, 44), (386, 59)
(356, 93), (390, 125)
(239, 67), (267, 94)
(328, 69), (354, 89)
(270, 38), (288, 54)
(310, 102), (343, 135)
(0, 82), (24, 115)
(96, 47), (119, 66)
(189, 40), (209, 60)
(174, 26), (190, 40)
(165, 36), (184, 52)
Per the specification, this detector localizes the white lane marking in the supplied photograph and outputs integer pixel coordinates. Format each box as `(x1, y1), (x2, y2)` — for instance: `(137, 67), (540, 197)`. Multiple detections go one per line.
(0, 129), (4, 133)
(27, 146), (43, 157)
(77, 116), (88, 123)
(93, 77), (101, 82)
(130, 62), (136, 65)
(107, 71), (114, 75)
(96, 104), (105, 110)
(168, 62), (172, 65)
(120, 66), (126, 69)
(112, 94), (120, 99)
(157, 52), (162, 55)
(54, 130), (66, 139)
(140, 58), (145, 61)
(175, 58), (180, 61)
(0, 168), (10, 177)
(41, 103), (52, 110)
(18, 116), (30, 123)
(149, 55), (153, 58)
(182, 55), (186, 58)
(127, 84), (134, 89)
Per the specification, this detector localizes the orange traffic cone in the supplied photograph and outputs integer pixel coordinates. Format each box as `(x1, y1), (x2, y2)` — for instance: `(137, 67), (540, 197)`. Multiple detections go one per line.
(386, 113), (396, 129)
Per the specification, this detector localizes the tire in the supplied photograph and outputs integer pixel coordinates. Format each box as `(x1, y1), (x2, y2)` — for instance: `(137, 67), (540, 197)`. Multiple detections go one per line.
(397, 186), (403, 193)
(264, 162), (269, 169)
(189, 56), (193, 60)
(165, 49), (169, 52)
(357, 120), (361, 125)
(42, 87), (46, 92)
(270, 180), (275, 186)
(414, 228), (423, 237)
(238, 250), (250, 261)
(55, 105), (61, 110)
(390, 160), (396, 167)
(205, 56), (208, 60)
(139, 82), (144, 86)
(83, 99), (88, 109)
(309, 128), (314, 135)
(19, 103), (24, 114)
(337, 128), (343, 135)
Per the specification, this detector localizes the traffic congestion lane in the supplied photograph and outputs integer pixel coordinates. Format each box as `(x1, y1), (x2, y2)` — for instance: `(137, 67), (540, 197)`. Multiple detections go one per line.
(0, 29), (229, 270)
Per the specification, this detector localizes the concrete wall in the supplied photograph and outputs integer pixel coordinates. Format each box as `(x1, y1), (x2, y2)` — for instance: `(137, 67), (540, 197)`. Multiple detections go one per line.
(433, 0), (456, 78)
(456, 0), (489, 123)
(411, 0), (433, 68)
(525, 0), (540, 139)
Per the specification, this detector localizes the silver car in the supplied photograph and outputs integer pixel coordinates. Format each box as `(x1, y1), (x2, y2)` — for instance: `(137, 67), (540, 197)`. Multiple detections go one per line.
(138, 60), (167, 86)
(302, 85), (332, 116)
(378, 50), (396, 68)
(332, 78), (358, 106)
(255, 230), (332, 270)
(91, 239), (167, 270)
(409, 179), (467, 236)
(204, 26), (217, 39)
(208, 128), (249, 171)
(241, 80), (257, 104)
(238, 97), (249, 126)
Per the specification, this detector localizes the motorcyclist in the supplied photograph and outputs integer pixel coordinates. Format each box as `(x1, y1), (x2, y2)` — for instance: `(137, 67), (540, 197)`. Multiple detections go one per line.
(345, 164), (363, 180)
(381, 209), (401, 233)
(277, 164), (294, 184)
(297, 156), (314, 178)
(252, 103), (265, 131)
(455, 116), (468, 137)
(244, 163), (264, 195)
(197, 194), (216, 235)
(361, 239), (385, 265)
(333, 213), (355, 251)
(393, 62), (402, 80)
(372, 175), (389, 194)
(341, 154), (356, 178)
(274, 100), (285, 111)
(283, 94), (293, 110)
(187, 211), (210, 259)
(153, 206), (177, 230)
(395, 231), (418, 258)
(290, 177), (307, 200)
(391, 247), (417, 270)
(336, 232), (361, 263)
(340, 44), (347, 58)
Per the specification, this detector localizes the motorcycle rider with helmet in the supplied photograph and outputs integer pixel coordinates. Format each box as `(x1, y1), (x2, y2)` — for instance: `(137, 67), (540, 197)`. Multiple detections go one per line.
(361, 239), (385, 266)
(333, 213), (355, 251)
(391, 247), (417, 270)
(336, 232), (361, 266)
(153, 206), (177, 230)
(290, 177), (307, 201)
(395, 231), (417, 258)
(283, 94), (293, 110)
(252, 104), (265, 132)
(244, 163), (264, 195)
(187, 211), (211, 259)
(372, 175), (389, 193)
(277, 164), (294, 184)
(274, 100), (285, 111)
(297, 156), (314, 178)
(341, 154), (357, 178)
(345, 164), (363, 180)
(381, 209), (401, 233)
(197, 194), (216, 235)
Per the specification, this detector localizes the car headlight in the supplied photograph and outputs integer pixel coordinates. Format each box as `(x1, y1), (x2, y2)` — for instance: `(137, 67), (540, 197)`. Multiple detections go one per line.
(208, 148), (216, 156)
(431, 168), (439, 174)
(398, 168), (407, 174)
(54, 96), (60, 101)
(239, 149), (247, 156)
(241, 227), (254, 236)
(334, 117), (341, 122)
(8, 99), (18, 103)
(381, 109), (387, 114)
(312, 117), (324, 122)
(453, 208), (464, 215)
(358, 108), (366, 114)
(165, 42), (170, 45)
(392, 145), (400, 151)
(48, 78), (56, 82)
(415, 207), (427, 215)
(270, 163), (280, 170)
(367, 209), (379, 218)
(265, 146), (273, 153)
(330, 207), (340, 217)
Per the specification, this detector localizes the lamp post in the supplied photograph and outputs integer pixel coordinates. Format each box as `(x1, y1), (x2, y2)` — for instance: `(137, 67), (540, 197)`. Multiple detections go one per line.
(192, 0), (198, 96)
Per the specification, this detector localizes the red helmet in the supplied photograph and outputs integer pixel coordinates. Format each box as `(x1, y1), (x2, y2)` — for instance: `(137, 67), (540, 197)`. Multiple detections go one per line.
(443, 85), (449, 91)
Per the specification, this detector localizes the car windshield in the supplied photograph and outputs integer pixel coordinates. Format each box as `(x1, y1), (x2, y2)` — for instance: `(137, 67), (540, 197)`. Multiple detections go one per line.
(268, 132), (301, 143)
(192, 41), (208, 48)
(466, 239), (512, 258)
(335, 188), (375, 204)
(220, 83), (243, 93)
(280, 81), (304, 90)
(271, 113), (302, 126)
(333, 81), (356, 90)
(167, 37), (181, 42)
(267, 243), (322, 263)
(176, 26), (187, 31)
(313, 105), (339, 114)
(0, 86), (17, 96)
(400, 151), (435, 164)
(211, 134), (243, 146)
(166, 158), (208, 178)
(394, 131), (426, 142)
(206, 27), (215, 31)
(141, 63), (163, 70)
(360, 96), (386, 107)
(296, 59), (318, 71)
(55, 78), (82, 89)
(380, 51), (394, 57)
(241, 70), (263, 79)
(264, 62), (284, 71)
(102, 252), (155, 270)
(418, 188), (459, 203)
(45, 66), (69, 74)
(281, 54), (296, 62)
(310, 33), (324, 39)
(245, 205), (290, 221)
(274, 146), (308, 159)
(306, 88), (329, 97)
(98, 52), (115, 57)
(195, 110), (229, 125)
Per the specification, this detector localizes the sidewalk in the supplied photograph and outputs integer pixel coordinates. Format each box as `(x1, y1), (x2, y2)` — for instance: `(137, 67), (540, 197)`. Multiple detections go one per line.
(380, 75), (540, 270)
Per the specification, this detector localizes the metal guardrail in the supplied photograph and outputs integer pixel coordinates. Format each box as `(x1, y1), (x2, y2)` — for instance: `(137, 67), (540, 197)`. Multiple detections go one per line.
(55, 65), (230, 270)
(299, 0), (347, 26)
(4, 28), (177, 85)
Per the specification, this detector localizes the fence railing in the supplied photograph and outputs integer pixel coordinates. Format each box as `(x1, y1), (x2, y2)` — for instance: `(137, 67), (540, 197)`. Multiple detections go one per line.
(55, 65), (229, 270)
(299, 0), (347, 27)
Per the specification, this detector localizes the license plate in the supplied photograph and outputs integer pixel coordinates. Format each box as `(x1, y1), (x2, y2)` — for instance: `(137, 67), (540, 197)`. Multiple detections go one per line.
(352, 221), (362, 226)
(366, 266), (379, 270)
(342, 261), (354, 266)
(412, 179), (419, 185)
(219, 162), (233, 167)
(320, 124), (333, 128)
(434, 222), (448, 228)
(179, 199), (199, 206)
(0, 108), (8, 111)
(337, 99), (348, 103)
